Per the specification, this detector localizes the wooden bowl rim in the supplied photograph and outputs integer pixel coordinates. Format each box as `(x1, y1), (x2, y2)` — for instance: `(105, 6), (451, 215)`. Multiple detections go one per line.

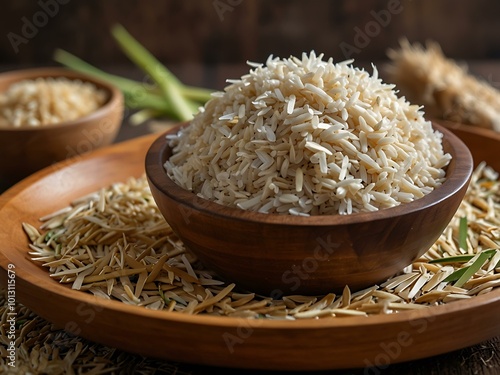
(434, 118), (500, 141)
(146, 122), (473, 226)
(0, 67), (123, 132)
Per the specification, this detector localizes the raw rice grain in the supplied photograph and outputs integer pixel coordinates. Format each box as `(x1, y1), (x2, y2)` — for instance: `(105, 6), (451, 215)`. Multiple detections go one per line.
(166, 52), (450, 215)
(0, 77), (106, 128)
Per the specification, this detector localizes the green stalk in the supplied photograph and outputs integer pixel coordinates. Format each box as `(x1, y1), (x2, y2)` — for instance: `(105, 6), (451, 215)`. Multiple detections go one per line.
(458, 216), (468, 252)
(55, 49), (212, 104)
(54, 49), (140, 90)
(111, 24), (194, 121)
(180, 85), (213, 103)
(53, 49), (171, 113)
(129, 109), (166, 126)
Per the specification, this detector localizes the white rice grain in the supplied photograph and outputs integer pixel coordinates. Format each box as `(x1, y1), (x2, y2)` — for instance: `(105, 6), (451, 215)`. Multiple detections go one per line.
(0, 77), (106, 128)
(166, 52), (450, 216)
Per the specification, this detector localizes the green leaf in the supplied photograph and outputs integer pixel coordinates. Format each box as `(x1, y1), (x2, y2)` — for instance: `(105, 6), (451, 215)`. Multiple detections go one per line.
(428, 254), (475, 264)
(443, 267), (468, 283)
(441, 249), (497, 285)
(458, 216), (468, 251)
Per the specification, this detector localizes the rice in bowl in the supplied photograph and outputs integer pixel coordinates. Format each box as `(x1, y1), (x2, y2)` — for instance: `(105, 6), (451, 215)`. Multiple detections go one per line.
(0, 77), (107, 128)
(165, 52), (451, 216)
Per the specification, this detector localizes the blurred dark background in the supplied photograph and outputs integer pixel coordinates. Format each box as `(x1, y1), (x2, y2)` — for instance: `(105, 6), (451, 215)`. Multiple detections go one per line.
(2, 0), (500, 75)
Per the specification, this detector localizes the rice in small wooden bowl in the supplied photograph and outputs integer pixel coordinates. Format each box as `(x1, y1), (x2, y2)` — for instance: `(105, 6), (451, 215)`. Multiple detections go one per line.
(0, 67), (123, 187)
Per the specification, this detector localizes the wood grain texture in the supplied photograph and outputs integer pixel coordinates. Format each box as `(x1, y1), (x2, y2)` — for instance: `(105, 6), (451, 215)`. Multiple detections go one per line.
(0, 67), (123, 186)
(146, 122), (473, 296)
(3, 1), (500, 65)
(0, 129), (498, 371)
(437, 119), (500, 171)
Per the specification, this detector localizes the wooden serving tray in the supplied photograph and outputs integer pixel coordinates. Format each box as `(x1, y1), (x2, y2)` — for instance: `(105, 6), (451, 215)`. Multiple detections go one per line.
(0, 127), (499, 371)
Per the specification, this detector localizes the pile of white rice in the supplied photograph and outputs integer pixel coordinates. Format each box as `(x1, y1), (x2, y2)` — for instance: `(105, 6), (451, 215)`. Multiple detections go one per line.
(165, 52), (451, 216)
(0, 77), (107, 128)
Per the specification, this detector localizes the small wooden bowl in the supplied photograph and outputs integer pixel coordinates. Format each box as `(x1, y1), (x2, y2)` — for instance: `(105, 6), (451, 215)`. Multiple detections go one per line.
(433, 118), (500, 169)
(0, 67), (123, 188)
(145, 123), (474, 296)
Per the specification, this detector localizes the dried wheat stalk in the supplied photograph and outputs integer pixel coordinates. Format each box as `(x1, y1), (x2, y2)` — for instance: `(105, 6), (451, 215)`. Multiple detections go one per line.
(386, 39), (500, 131)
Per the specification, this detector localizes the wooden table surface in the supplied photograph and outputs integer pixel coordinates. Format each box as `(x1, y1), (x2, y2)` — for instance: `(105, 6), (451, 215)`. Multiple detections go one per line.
(1, 62), (500, 374)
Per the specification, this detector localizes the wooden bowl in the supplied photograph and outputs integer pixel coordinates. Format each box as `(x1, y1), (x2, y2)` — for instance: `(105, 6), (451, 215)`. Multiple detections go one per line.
(0, 67), (123, 188)
(433, 118), (500, 170)
(145, 123), (474, 296)
(0, 132), (498, 371)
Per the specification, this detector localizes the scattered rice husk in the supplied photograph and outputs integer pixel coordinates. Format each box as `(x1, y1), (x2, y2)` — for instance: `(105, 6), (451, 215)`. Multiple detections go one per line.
(165, 52), (451, 216)
(386, 39), (500, 131)
(0, 77), (107, 128)
(25, 162), (500, 321)
(0, 287), (193, 374)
